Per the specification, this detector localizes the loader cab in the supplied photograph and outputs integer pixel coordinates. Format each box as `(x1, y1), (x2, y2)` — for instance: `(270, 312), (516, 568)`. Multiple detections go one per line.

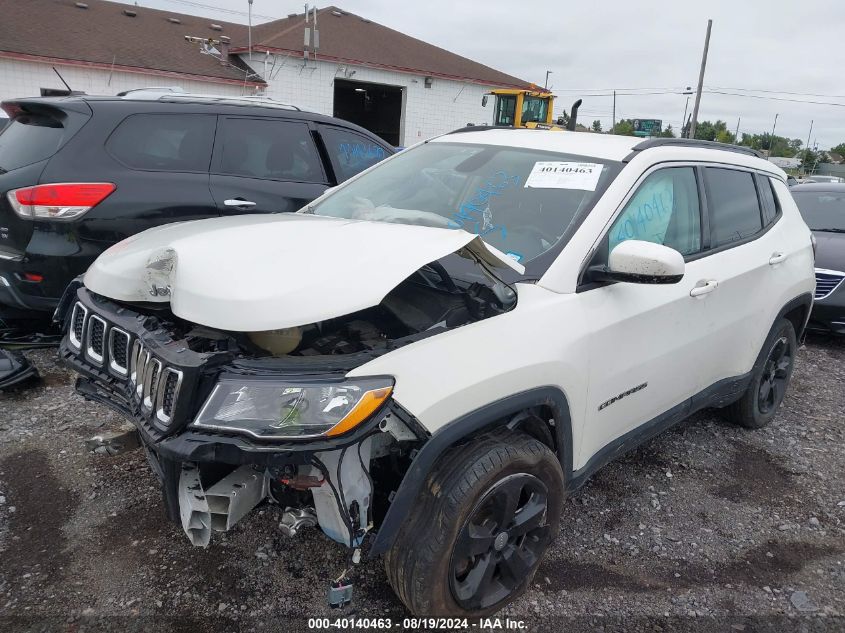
(485, 89), (554, 128)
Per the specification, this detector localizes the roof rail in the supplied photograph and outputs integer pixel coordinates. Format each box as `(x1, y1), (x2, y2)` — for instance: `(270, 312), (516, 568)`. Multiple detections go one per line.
(117, 87), (186, 99)
(157, 94), (302, 111)
(446, 125), (506, 134)
(627, 138), (764, 160)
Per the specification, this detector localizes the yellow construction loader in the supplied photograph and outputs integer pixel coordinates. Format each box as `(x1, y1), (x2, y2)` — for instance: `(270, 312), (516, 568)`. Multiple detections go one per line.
(481, 88), (581, 130)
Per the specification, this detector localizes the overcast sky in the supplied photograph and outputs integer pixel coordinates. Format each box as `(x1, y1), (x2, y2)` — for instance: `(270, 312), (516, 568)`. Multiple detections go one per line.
(138, 0), (845, 149)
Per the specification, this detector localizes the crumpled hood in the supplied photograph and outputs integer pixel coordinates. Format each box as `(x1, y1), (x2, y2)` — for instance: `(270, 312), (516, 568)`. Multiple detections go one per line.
(84, 213), (524, 332)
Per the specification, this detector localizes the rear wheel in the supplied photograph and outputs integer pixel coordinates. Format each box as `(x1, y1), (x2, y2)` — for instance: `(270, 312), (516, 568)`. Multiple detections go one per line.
(384, 430), (563, 616)
(724, 318), (797, 429)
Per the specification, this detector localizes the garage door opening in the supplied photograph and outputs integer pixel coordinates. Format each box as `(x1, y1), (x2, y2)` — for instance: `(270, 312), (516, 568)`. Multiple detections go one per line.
(333, 79), (403, 147)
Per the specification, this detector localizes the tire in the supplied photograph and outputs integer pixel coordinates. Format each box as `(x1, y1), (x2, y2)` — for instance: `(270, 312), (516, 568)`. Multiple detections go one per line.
(384, 429), (564, 616)
(724, 318), (797, 429)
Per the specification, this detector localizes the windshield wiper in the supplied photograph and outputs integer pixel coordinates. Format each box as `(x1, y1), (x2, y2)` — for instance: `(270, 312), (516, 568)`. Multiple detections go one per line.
(813, 227), (845, 233)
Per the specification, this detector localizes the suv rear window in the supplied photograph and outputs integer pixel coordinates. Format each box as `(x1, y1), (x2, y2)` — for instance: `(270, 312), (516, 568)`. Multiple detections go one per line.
(107, 113), (215, 172)
(705, 168), (763, 247)
(0, 114), (65, 172)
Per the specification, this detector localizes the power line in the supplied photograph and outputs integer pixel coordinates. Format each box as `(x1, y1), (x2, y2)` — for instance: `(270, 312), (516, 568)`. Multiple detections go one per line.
(551, 87), (682, 93)
(706, 86), (845, 99)
(704, 90), (845, 108)
(149, 0), (277, 21)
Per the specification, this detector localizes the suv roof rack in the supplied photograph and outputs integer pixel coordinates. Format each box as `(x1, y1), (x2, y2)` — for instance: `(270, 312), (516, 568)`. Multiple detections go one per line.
(117, 88), (303, 112)
(628, 138), (764, 160)
(159, 94), (302, 111)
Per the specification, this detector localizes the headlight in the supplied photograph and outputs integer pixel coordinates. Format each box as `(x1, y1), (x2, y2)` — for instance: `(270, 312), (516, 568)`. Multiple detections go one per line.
(192, 377), (393, 439)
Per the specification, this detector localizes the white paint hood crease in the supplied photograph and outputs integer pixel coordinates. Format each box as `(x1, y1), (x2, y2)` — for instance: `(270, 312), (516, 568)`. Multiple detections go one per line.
(84, 214), (524, 332)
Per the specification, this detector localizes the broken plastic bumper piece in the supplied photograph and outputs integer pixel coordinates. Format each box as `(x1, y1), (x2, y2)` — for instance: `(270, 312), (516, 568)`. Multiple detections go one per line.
(0, 349), (38, 390)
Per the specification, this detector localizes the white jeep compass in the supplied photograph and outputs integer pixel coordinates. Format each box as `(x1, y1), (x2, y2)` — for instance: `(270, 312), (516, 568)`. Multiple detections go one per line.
(58, 130), (815, 616)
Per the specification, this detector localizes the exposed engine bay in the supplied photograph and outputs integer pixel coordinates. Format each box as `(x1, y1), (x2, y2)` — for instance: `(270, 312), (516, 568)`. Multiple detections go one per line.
(136, 259), (515, 359)
(59, 253), (517, 558)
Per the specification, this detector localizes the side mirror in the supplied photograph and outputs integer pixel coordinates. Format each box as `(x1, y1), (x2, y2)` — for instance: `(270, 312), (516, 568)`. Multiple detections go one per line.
(482, 95), (489, 107)
(591, 240), (684, 284)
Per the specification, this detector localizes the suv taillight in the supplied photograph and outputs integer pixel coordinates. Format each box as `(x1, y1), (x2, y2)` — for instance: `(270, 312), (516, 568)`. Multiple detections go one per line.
(6, 183), (116, 221)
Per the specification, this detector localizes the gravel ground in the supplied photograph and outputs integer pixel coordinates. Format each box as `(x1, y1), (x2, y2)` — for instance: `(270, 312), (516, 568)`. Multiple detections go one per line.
(0, 335), (843, 632)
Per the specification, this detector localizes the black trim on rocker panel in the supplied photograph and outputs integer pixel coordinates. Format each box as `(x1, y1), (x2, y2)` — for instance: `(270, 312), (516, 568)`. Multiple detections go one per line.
(368, 387), (573, 557)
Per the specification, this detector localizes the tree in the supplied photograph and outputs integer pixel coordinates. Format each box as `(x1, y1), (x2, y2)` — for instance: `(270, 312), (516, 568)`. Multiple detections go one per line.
(612, 119), (635, 136)
(830, 143), (845, 157)
(591, 120), (602, 133)
(801, 148), (821, 173)
(656, 124), (675, 138)
(715, 129), (735, 144)
(694, 120), (731, 142)
(738, 132), (800, 157)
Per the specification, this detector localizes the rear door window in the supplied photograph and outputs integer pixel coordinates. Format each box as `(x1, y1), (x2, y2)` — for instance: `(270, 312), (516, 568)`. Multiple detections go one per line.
(318, 126), (389, 182)
(0, 114), (65, 172)
(215, 118), (325, 183)
(106, 113), (215, 172)
(704, 168), (763, 247)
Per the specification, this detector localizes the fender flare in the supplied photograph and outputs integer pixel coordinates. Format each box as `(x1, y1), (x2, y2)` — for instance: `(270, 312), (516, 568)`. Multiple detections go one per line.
(369, 386), (572, 557)
(777, 292), (813, 340)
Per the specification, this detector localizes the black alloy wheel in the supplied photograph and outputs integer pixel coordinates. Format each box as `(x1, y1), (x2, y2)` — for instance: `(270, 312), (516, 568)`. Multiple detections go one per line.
(449, 473), (550, 610)
(757, 335), (793, 415)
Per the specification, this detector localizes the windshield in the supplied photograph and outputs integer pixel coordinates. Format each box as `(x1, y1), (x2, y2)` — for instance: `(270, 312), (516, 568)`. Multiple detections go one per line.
(307, 142), (620, 265)
(521, 96), (549, 125)
(793, 191), (845, 231)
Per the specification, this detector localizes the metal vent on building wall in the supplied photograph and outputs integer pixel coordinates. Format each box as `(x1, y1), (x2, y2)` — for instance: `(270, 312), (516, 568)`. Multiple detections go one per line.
(331, 10), (343, 16)
(210, 23), (223, 31)
(74, 2), (89, 8)
(167, 17), (181, 24)
(123, 9), (137, 17)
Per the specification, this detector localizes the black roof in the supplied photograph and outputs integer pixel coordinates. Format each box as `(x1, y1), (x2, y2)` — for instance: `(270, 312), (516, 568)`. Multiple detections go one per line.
(2, 94), (386, 140)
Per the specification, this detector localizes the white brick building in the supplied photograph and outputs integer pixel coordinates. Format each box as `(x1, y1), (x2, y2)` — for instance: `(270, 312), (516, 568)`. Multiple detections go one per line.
(0, 1), (530, 147)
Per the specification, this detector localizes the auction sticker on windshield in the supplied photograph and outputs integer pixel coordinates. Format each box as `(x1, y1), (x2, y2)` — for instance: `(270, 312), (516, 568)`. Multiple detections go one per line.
(524, 161), (603, 190)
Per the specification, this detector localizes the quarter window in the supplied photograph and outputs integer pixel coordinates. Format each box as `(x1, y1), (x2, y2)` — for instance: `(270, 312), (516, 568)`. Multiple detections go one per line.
(757, 176), (780, 225)
(705, 168), (763, 247)
(319, 126), (389, 183)
(608, 167), (702, 256)
(216, 118), (324, 183)
(107, 114), (215, 172)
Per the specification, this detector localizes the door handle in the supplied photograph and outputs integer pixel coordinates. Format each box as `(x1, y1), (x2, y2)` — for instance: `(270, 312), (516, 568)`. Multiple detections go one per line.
(769, 252), (788, 265)
(690, 279), (718, 297)
(224, 198), (257, 208)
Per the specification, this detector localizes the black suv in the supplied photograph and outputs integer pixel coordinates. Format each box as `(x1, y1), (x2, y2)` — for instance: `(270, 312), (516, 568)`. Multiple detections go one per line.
(0, 92), (392, 325)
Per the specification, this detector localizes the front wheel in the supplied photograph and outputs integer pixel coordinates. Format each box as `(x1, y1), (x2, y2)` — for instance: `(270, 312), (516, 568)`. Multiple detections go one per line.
(384, 430), (564, 616)
(724, 318), (797, 429)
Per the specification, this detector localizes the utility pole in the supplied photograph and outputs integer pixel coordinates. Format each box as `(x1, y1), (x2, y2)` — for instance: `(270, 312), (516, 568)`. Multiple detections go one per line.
(544, 70), (552, 90)
(804, 119), (814, 174)
(689, 19), (712, 141)
(681, 86), (693, 138)
(248, 0), (253, 60)
(769, 113), (779, 157)
(734, 117), (740, 144)
(612, 90), (616, 134)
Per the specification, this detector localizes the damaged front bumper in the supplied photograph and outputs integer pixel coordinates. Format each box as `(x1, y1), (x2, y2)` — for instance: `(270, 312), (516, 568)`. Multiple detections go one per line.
(59, 285), (426, 550)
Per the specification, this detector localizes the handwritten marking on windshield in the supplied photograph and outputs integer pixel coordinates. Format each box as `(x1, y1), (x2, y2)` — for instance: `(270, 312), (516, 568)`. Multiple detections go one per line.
(449, 171), (519, 239)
